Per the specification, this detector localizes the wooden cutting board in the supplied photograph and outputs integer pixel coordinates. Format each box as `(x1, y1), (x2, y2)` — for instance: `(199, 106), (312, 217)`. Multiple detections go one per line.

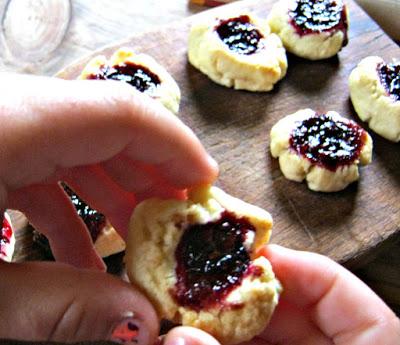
(13, 0), (400, 268)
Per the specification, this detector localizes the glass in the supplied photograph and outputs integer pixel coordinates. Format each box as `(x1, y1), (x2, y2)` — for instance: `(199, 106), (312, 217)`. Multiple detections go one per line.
(0, 0), (71, 72)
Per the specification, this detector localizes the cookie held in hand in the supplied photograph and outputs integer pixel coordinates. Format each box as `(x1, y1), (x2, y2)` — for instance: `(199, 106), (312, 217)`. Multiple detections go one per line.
(0, 213), (15, 262)
(270, 109), (373, 192)
(349, 56), (400, 142)
(125, 185), (281, 345)
(268, 0), (349, 60)
(79, 47), (181, 114)
(188, 12), (287, 91)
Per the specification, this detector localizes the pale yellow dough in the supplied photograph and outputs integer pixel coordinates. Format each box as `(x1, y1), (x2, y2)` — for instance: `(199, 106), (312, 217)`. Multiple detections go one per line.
(79, 47), (181, 114)
(270, 109), (373, 192)
(349, 56), (400, 142)
(188, 12), (288, 91)
(94, 222), (125, 258)
(125, 185), (281, 345)
(268, 0), (349, 60)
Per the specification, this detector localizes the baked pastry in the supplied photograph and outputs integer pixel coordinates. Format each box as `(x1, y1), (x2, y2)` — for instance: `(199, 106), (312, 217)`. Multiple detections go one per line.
(188, 12), (288, 91)
(79, 47), (181, 114)
(349, 56), (400, 142)
(0, 212), (15, 262)
(62, 184), (125, 258)
(270, 109), (373, 192)
(125, 185), (281, 345)
(268, 0), (349, 60)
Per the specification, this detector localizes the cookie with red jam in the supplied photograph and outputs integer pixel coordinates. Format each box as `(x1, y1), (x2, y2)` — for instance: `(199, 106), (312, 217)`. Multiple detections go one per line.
(270, 109), (373, 192)
(125, 185), (281, 345)
(349, 56), (400, 142)
(268, 0), (349, 60)
(79, 47), (181, 114)
(0, 213), (15, 262)
(188, 12), (287, 91)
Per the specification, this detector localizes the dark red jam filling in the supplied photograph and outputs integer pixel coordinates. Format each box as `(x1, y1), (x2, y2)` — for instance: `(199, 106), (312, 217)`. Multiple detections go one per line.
(289, 113), (366, 171)
(87, 62), (161, 94)
(62, 183), (106, 242)
(174, 210), (256, 311)
(289, 0), (348, 45)
(216, 15), (264, 55)
(0, 217), (12, 257)
(378, 62), (400, 102)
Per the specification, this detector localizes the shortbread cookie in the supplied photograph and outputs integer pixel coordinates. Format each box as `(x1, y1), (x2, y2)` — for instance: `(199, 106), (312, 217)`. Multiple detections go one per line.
(349, 56), (400, 142)
(62, 184), (125, 258)
(79, 47), (181, 114)
(125, 185), (281, 345)
(0, 213), (15, 262)
(268, 0), (349, 60)
(188, 12), (287, 91)
(270, 109), (373, 192)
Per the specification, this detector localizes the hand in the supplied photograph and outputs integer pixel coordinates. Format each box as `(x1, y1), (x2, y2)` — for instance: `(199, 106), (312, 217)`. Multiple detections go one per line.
(164, 245), (400, 345)
(0, 73), (218, 343)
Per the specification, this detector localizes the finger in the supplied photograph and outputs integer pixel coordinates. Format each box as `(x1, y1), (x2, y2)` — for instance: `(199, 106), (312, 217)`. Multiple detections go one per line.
(259, 301), (332, 345)
(163, 326), (221, 345)
(8, 183), (105, 271)
(62, 165), (136, 239)
(0, 74), (218, 195)
(101, 155), (186, 202)
(0, 260), (158, 344)
(260, 245), (400, 345)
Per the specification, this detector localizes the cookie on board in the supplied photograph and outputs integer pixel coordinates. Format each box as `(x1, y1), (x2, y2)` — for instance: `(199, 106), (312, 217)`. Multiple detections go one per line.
(188, 12), (287, 91)
(349, 56), (400, 142)
(270, 109), (373, 192)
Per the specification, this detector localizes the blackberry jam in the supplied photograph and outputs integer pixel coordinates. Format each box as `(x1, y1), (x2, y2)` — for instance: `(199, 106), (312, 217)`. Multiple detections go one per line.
(289, 0), (348, 44)
(289, 113), (366, 171)
(62, 183), (106, 242)
(378, 62), (400, 102)
(174, 211), (256, 310)
(88, 62), (161, 94)
(216, 15), (264, 55)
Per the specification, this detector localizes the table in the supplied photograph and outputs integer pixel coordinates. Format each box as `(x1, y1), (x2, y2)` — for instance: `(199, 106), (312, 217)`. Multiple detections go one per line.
(0, 0), (398, 317)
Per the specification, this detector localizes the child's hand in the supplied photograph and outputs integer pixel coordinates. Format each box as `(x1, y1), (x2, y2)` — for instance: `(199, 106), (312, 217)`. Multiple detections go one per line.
(0, 73), (218, 343)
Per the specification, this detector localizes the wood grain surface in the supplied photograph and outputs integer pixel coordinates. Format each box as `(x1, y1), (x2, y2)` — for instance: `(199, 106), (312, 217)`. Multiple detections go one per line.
(7, 0), (400, 319)
(55, 0), (400, 263)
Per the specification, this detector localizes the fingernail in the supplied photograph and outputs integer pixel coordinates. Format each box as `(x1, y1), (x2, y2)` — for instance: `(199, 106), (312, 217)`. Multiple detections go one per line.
(206, 154), (219, 172)
(110, 312), (149, 345)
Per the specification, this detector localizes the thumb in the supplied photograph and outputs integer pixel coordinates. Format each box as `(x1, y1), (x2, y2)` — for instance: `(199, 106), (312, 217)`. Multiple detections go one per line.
(0, 260), (159, 344)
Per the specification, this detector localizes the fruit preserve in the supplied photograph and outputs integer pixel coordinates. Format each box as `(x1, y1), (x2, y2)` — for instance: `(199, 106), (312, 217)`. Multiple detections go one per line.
(289, 113), (366, 171)
(62, 183), (106, 242)
(174, 210), (256, 310)
(289, 0), (348, 44)
(378, 62), (400, 102)
(216, 15), (264, 55)
(87, 62), (161, 94)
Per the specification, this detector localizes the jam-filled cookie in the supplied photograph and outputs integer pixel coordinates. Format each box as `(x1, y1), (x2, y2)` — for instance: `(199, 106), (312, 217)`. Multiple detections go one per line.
(61, 184), (125, 258)
(270, 109), (373, 192)
(349, 56), (400, 142)
(0, 213), (15, 262)
(268, 0), (349, 60)
(79, 47), (181, 114)
(125, 185), (281, 345)
(188, 12), (287, 91)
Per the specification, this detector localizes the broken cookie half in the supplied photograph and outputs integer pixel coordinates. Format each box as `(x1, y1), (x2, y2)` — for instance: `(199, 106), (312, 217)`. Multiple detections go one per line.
(125, 185), (281, 345)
